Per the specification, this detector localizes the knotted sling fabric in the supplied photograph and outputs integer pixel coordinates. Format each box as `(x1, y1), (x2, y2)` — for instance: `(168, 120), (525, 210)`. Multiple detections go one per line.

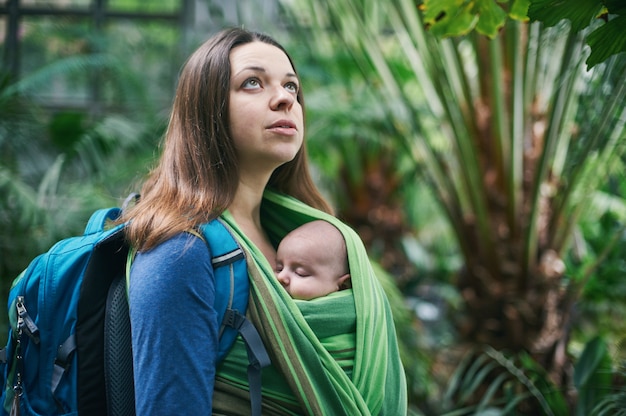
(212, 190), (407, 415)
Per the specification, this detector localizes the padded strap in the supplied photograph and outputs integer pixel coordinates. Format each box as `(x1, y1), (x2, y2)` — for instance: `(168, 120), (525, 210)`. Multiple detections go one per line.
(104, 275), (135, 416)
(213, 252), (244, 339)
(205, 218), (267, 414)
(200, 218), (253, 359)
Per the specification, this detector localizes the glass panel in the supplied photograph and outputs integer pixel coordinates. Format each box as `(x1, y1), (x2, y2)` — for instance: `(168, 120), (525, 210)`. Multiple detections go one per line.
(20, 16), (92, 106)
(108, 0), (180, 14)
(27, 0), (91, 9)
(11, 2), (183, 113)
(101, 19), (181, 110)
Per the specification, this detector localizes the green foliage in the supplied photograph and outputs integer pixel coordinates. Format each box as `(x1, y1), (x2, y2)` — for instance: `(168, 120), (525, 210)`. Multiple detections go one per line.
(528, 0), (626, 68)
(588, 358), (626, 416)
(435, 338), (623, 415)
(108, 0), (180, 13)
(574, 336), (613, 416)
(421, 0), (509, 38)
(0, 4), (205, 347)
(49, 111), (88, 153)
(527, 0), (603, 31)
(2, 2), (623, 412)
(419, 0), (626, 69)
(281, 0), (626, 412)
(0, 50), (168, 288)
(584, 13), (626, 68)
(288, 39), (461, 284)
(439, 347), (557, 415)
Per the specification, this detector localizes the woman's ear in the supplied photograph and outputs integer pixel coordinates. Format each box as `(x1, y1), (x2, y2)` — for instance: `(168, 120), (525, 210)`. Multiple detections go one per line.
(338, 273), (351, 290)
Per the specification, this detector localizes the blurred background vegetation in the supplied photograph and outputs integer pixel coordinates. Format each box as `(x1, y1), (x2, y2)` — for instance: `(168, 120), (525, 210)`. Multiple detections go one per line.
(1, 0), (625, 414)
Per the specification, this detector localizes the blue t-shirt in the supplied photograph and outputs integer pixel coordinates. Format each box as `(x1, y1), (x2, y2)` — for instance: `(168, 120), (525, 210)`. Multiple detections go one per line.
(129, 233), (219, 415)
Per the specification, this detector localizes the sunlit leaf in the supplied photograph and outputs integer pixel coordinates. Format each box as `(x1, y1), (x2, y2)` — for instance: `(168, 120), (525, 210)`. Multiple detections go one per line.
(422, 0), (507, 38)
(586, 15), (626, 68)
(509, 0), (531, 20)
(475, 0), (508, 37)
(422, 0), (478, 37)
(527, 0), (603, 32)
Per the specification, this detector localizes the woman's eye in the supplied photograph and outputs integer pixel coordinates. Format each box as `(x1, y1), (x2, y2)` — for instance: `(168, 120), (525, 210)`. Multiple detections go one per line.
(242, 78), (261, 89)
(285, 82), (298, 94)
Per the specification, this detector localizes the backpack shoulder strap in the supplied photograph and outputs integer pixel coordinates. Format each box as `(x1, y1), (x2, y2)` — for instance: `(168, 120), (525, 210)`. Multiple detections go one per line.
(198, 219), (247, 346)
(199, 218), (271, 416)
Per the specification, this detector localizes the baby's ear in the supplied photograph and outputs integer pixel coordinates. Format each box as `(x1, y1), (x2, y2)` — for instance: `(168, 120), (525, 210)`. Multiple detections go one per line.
(338, 273), (351, 290)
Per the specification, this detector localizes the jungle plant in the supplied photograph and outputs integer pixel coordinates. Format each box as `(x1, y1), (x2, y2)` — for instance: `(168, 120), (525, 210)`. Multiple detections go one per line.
(281, 0), (626, 412)
(438, 336), (623, 415)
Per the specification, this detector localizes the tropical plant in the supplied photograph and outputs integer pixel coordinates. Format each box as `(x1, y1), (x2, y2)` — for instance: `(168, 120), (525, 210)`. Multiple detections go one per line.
(280, 0), (626, 411)
(282, 43), (463, 407)
(420, 0), (626, 69)
(438, 335), (624, 415)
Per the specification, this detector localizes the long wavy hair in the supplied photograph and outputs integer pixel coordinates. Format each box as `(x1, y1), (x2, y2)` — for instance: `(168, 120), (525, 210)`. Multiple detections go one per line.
(123, 27), (332, 251)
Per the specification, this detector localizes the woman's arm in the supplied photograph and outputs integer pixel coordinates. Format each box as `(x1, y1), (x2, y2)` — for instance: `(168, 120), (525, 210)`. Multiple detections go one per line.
(129, 233), (218, 415)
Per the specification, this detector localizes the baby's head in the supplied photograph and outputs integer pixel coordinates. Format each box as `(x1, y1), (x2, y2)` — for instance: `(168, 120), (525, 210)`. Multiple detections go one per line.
(275, 220), (351, 300)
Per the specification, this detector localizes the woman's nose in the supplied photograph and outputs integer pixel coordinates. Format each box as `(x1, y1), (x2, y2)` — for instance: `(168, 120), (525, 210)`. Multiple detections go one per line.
(270, 86), (295, 111)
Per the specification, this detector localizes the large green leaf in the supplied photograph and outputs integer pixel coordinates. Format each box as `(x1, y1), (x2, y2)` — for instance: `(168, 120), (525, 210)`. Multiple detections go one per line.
(527, 0), (626, 68)
(422, 0), (507, 38)
(574, 336), (609, 388)
(586, 15), (626, 68)
(527, 0), (603, 32)
(475, 0), (509, 37)
(509, 0), (532, 20)
(573, 336), (613, 416)
(428, 3), (477, 37)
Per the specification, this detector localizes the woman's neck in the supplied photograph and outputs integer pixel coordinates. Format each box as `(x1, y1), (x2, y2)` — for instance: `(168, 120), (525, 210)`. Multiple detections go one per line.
(229, 180), (277, 270)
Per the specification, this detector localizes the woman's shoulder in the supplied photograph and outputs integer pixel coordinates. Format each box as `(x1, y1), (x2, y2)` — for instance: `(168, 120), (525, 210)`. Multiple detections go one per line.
(132, 232), (209, 274)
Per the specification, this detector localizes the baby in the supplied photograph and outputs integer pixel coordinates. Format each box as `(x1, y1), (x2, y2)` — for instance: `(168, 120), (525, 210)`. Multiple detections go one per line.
(275, 220), (351, 300)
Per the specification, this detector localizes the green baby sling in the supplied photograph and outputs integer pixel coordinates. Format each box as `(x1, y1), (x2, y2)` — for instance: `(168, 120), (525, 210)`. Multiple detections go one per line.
(212, 190), (408, 415)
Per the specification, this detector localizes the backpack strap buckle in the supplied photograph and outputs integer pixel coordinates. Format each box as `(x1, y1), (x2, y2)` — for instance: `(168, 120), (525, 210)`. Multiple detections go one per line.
(222, 308), (245, 330)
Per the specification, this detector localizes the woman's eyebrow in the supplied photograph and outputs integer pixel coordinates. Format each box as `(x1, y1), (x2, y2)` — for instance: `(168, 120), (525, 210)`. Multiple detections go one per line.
(237, 65), (265, 75)
(234, 66), (297, 79)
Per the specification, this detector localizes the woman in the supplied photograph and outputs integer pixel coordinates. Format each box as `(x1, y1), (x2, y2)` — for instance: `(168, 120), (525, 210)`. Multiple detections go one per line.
(123, 27), (407, 415)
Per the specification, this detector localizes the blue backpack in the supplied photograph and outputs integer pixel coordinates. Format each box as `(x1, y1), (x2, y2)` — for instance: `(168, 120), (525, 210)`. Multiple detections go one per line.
(0, 202), (269, 416)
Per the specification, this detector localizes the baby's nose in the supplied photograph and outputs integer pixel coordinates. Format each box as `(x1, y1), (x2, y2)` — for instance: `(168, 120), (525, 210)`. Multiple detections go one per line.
(276, 269), (290, 286)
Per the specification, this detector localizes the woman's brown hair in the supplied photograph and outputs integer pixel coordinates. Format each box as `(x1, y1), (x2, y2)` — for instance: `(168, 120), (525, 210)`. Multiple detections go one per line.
(123, 27), (332, 251)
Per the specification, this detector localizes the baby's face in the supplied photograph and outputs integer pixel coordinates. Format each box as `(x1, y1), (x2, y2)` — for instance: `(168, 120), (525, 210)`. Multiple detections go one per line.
(275, 234), (345, 300)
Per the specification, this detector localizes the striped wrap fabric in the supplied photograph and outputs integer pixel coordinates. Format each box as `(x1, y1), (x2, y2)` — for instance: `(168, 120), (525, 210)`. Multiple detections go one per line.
(212, 191), (407, 415)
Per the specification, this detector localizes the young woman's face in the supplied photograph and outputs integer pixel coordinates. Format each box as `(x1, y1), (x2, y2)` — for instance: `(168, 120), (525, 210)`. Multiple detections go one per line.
(228, 41), (304, 177)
